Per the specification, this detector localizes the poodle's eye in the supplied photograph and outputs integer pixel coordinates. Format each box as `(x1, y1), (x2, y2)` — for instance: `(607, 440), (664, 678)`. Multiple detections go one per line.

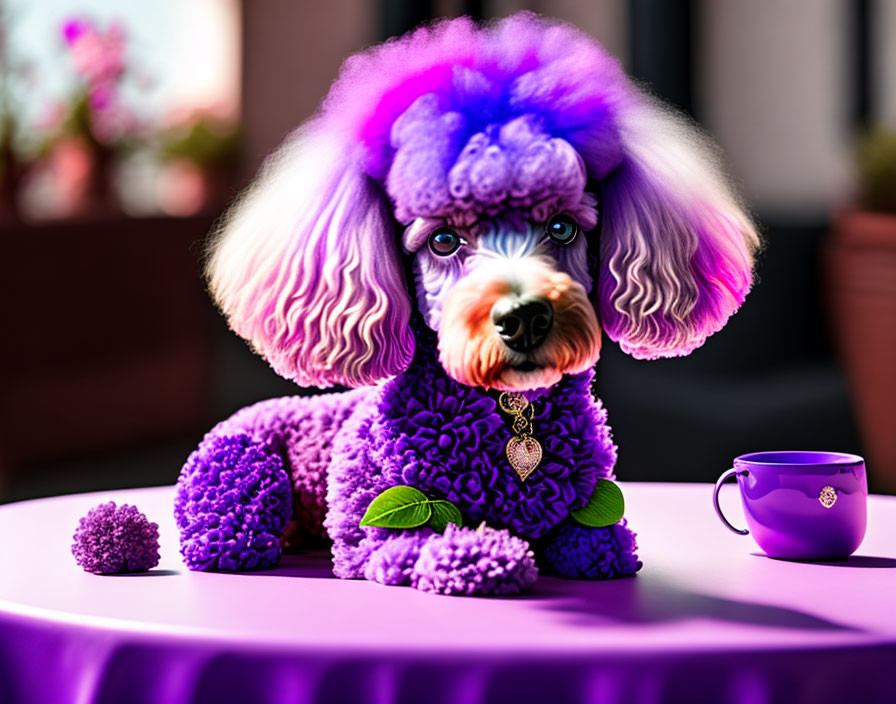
(545, 213), (579, 245)
(428, 227), (464, 257)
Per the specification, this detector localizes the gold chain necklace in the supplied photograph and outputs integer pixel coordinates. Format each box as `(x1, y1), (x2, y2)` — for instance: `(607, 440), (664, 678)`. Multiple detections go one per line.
(498, 392), (543, 481)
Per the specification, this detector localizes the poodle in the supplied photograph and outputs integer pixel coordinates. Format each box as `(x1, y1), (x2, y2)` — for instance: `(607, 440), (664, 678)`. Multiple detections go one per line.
(173, 13), (759, 595)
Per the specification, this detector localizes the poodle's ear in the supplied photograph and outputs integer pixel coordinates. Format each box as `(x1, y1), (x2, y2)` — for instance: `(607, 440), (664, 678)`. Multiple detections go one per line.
(207, 125), (414, 387)
(596, 98), (760, 359)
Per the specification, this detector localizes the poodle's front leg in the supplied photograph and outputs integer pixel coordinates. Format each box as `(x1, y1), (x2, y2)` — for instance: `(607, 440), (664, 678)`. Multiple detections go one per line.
(175, 433), (292, 571)
(352, 525), (539, 596)
(541, 520), (642, 579)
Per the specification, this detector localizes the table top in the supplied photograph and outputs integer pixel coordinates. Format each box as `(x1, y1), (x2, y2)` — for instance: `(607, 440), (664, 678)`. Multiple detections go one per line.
(2, 482), (896, 704)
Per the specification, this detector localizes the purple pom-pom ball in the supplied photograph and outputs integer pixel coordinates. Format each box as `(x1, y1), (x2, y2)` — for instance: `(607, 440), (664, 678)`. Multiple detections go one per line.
(72, 502), (160, 574)
(412, 524), (538, 596)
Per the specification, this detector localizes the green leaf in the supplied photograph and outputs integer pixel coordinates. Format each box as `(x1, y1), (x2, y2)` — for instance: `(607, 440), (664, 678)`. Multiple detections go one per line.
(360, 486), (432, 529)
(428, 500), (463, 532)
(570, 479), (625, 528)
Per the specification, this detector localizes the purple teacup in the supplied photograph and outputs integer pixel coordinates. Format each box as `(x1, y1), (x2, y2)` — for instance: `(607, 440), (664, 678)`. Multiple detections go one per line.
(713, 451), (867, 560)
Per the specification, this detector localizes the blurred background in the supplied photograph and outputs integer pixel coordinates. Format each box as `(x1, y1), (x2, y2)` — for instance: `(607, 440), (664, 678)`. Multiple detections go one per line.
(1, 0), (895, 503)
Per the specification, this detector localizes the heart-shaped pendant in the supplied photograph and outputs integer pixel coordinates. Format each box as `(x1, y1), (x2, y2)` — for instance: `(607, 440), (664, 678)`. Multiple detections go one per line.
(506, 435), (542, 481)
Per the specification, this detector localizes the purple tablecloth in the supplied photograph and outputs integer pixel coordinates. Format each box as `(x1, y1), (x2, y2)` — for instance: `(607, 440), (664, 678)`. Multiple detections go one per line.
(1, 483), (895, 704)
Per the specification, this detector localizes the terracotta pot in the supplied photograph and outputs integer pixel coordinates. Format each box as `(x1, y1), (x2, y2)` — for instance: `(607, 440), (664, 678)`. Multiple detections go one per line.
(23, 136), (120, 220)
(825, 210), (896, 493)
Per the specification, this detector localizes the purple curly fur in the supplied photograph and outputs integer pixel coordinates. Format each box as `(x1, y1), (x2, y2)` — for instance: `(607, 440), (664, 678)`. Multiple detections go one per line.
(322, 13), (628, 183)
(208, 392), (363, 547)
(364, 528), (435, 586)
(412, 524), (538, 596)
(175, 434), (293, 571)
(388, 98), (590, 226)
(542, 520), (642, 579)
(72, 502), (160, 574)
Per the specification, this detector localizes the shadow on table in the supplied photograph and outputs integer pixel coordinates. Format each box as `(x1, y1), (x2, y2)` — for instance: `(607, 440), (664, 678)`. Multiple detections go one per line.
(236, 551), (336, 580)
(527, 576), (860, 632)
(106, 569), (181, 577)
(751, 553), (896, 568)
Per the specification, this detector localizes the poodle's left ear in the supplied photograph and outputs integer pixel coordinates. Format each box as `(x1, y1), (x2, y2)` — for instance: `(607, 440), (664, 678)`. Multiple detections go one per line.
(596, 97), (760, 359)
(206, 124), (414, 387)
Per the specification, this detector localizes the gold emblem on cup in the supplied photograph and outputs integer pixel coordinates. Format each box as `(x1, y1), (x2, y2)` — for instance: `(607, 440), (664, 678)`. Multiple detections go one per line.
(818, 485), (838, 509)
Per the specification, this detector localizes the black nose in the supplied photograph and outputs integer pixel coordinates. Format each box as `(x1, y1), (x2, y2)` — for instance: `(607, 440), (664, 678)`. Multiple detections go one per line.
(491, 296), (554, 352)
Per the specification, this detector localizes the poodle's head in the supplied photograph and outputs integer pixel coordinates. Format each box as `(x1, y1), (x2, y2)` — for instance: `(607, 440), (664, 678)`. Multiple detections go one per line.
(208, 13), (759, 391)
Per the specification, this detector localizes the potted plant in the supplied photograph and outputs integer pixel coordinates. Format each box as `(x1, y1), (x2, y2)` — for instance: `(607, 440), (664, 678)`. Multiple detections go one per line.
(26, 18), (144, 219)
(826, 129), (896, 493)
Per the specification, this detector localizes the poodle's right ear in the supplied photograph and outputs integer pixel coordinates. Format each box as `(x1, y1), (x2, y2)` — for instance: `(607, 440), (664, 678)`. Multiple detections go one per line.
(595, 98), (760, 359)
(206, 125), (414, 388)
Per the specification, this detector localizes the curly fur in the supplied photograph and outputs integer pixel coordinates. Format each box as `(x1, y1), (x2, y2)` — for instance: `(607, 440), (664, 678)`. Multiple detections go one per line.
(542, 519), (642, 579)
(176, 13), (759, 595)
(412, 523), (538, 595)
(175, 434), (292, 571)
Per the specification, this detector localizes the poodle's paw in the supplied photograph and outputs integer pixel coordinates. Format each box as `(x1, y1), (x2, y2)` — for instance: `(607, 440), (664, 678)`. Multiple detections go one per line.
(175, 433), (293, 572)
(543, 520), (642, 579)
(411, 524), (538, 596)
(363, 529), (435, 586)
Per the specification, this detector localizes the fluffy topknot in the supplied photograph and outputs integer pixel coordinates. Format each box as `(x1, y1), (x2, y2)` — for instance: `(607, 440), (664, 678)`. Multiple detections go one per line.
(320, 12), (631, 182)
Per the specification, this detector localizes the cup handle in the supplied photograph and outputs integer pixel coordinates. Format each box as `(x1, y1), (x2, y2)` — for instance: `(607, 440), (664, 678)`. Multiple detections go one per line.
(713, 468), (749, 535)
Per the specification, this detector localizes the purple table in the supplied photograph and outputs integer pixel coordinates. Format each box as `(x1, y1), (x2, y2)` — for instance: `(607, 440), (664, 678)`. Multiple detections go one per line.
(1, 483), (895, 704)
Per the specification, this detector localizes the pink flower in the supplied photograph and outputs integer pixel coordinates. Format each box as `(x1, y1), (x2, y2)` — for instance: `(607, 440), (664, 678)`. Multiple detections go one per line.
(57, 16), (146, 146)
(62, 18), (126, 86)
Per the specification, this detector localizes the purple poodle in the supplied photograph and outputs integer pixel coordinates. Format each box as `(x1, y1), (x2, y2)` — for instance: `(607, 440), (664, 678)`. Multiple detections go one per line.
(175, 13), (759, 595)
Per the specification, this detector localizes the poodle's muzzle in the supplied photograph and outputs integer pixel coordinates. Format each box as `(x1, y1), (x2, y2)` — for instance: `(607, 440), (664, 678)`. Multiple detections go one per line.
(434, 225), (602, 392)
